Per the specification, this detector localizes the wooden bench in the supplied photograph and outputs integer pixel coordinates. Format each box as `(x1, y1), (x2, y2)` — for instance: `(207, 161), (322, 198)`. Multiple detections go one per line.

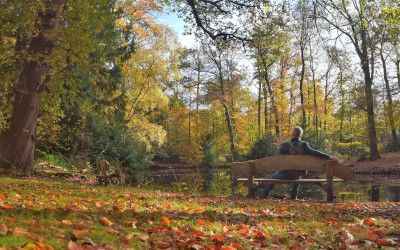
(230, 155), (352, 202)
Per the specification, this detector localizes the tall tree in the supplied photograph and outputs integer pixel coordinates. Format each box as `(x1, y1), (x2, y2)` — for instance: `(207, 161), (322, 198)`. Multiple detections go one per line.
(0, 0), (66, 172)
(316, 0), (381, 159)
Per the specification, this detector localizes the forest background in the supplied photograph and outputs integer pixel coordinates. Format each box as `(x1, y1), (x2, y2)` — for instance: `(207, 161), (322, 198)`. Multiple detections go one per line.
(0, 0), (399, 181)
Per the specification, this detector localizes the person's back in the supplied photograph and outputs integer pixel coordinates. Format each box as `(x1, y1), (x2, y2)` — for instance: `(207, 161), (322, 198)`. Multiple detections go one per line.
(262, 126), (338, 199)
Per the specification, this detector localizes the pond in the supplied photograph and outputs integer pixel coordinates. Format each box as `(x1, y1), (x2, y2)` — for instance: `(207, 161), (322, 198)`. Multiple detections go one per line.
(136, 168), (400, 202)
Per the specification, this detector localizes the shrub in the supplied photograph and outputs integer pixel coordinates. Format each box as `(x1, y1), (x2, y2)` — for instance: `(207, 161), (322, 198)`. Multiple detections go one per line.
(247, 134), (277, 160)
(333, 141), (368, 160)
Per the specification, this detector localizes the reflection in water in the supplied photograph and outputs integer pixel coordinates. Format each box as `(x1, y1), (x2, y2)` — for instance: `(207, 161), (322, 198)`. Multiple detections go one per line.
(139, 169), (400, 202)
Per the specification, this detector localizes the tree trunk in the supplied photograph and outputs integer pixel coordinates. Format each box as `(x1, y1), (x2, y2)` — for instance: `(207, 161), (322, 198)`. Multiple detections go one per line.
(257, 79), (262, 137)
(395, 44), (400, 92)
(339, 70), (345, 142)
(323, 64), (331, 133)
(221, 102), (237, 161)
(299, 44), (306, 131)
(309, 44), (318, 138)
(264, 71), (280, 137)
(359, 28), (379, 159)
(380, 46), (398, 151)
(0, 0), (66, 173)
(263, 83), (268, 134)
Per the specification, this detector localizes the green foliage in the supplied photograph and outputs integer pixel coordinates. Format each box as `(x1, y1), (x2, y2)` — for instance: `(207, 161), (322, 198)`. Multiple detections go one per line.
(36, 150), (71, 170)
(333, 141), (369, 161)
(302, 132), (326, 151)
(247, 134), (277, 160)
(200, 133), (217, 165)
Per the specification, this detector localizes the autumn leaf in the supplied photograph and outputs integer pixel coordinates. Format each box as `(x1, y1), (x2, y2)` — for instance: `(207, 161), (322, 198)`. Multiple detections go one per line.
(13, 227), (34, 239)
(254, 231), (270, 241)
(0, 223), (8, 235)
(67, 241), (81, 250)
(160, 215), (170, 228)
(221, 246), (236, 250)
(139, 234), (149, 241)
(197, 219), (206, 225)
(19, 242), (54, 250)
(363, 218), (376, 226)
(212, 234), (225, 242)
(98, 216), (113, 226)
(0, 202), (13, 210)
(0, 192), (6, 201)
(375, 238), (395, 247)
(61, 219), (72, 226)
(72, 229), (88, 239)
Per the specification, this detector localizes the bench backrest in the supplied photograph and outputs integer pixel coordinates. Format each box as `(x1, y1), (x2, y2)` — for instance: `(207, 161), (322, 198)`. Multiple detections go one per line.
(231, 155), (351, 180)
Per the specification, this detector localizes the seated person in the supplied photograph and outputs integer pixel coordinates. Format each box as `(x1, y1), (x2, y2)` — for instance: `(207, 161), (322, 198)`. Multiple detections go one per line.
(263, 126), (339, 199)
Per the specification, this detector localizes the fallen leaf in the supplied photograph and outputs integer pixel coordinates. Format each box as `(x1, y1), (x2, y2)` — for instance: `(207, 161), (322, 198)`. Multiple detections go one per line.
(212, 234), (225, 242)
(106, 227), (119, 234)
(139, 234), (149, 241)
(0, 202), (13, 210)
(72, 229), (88, 239)
(99, 216), (113, 226)
(67, 241), (81, 250)
(0, 223), (8, 235)
(13, 227), (34, 239)
(363, 218), (376, 227)
(19, 242), (54, 250)
(160, 215), (170, 228)
(61, 219), (72, 226)
(0, 193), (6, 202)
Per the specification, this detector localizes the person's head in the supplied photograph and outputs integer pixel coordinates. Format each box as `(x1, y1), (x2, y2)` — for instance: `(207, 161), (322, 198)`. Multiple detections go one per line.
(292, 126), (303, 139)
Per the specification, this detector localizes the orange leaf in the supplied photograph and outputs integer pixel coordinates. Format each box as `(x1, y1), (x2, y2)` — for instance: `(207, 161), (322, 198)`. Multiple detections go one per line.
(61, 219), (72, 226)
(221, 246), (236, 250)
(365, 231), (378, 241)
(72, 230), (88, 239)
(13, 227), (34, 239)
(160, 216), (170, 228)
(67, 241), (81, 250)
(325, 220), (340, 226)
(375, 238), (393, 246)
(0, 192), (6, 202)
(20, 242), (54, 250)
(98, 216), (113, 226)
(363, 218), (375, 226)
(0, 223), (8, 235)
(254, 231), (270, 240)
(140, 234), (149, 241)
(0, 202), (13, 210)
(197, 219), (206, 225)
(212, 234), (225, 242)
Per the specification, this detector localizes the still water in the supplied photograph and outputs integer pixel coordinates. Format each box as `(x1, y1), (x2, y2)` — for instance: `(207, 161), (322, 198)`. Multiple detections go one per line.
(137, 168), (400, 202)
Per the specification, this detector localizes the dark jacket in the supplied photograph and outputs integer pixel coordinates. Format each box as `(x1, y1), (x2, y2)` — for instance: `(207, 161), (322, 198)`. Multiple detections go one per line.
(279, 138), (330, 159)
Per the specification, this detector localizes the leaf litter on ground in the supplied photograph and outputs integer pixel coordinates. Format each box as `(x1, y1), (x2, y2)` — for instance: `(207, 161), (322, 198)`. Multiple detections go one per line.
(0, 177), (398, 249)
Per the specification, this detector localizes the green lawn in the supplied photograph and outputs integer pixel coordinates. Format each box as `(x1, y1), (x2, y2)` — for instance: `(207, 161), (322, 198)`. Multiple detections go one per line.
(0, 177), (399, 249)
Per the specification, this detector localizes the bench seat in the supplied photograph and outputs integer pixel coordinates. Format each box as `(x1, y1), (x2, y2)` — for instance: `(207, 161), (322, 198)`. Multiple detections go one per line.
(230, 155), (352, 202)
(237, 178), (345, 184)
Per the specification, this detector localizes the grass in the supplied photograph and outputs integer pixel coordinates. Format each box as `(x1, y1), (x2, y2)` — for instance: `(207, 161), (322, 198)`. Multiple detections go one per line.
(0, 177), (399, 249)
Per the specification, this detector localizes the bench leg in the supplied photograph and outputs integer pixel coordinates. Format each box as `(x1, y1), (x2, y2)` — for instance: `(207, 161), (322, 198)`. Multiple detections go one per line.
(247, 177), (255, 198)
(326, 162), (334, 202)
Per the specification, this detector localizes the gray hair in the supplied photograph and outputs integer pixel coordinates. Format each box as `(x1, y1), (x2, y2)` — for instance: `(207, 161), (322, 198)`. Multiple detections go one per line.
(293, 126), (303, 138)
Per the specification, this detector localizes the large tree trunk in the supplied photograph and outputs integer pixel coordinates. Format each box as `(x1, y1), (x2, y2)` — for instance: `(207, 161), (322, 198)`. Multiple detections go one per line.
(264, 70), (280, 137)
(299, 44), (307, 131)
(309, 44), (318, 138)
(221, 102), (237, 161)
(263, 83), (268, 134)
(359, 28), (380, 160)
(257, 78), (262, 137)
(0, 0), (66, 173)
(395, 44), (400, 92)
(339, 71), (345, 142)
(380, 46), (398, 151)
